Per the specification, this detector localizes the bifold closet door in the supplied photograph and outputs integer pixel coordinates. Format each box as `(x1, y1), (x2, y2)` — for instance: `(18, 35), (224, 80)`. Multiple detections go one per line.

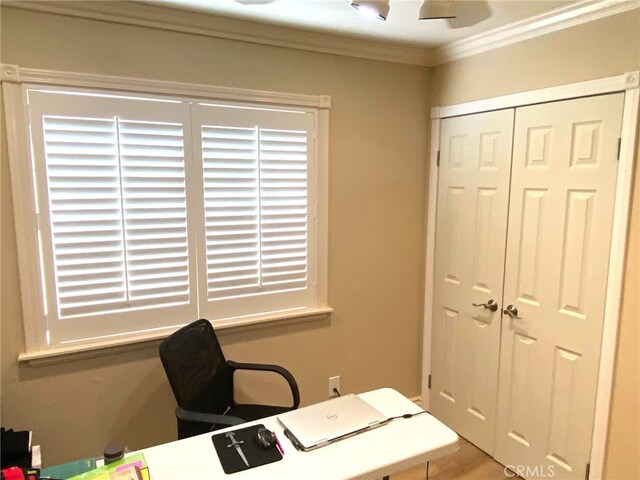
(431, 109), (514, 454)
(494, 94), (624, 479)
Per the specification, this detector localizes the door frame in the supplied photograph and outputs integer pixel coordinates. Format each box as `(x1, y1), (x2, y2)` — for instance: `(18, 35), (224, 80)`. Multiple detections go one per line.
(422, 71), (640, 479)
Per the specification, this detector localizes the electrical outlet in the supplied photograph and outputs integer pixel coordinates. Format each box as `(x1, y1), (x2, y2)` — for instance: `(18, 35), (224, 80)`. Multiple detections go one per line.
(329, 375), (340, 397)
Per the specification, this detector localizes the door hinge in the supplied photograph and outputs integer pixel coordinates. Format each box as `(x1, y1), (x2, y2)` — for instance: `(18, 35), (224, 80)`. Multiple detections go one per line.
(436, 150), (440, 167)
(616, 137), (621, 160)
(585, 462), (591, 480)
(428, 374), (432, 389)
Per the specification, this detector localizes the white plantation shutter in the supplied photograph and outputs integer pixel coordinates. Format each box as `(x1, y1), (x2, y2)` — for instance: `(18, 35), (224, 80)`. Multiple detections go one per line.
(27, 90), (197, 344)
(194, 104), (317, 320)
(22, 88), (321, 347)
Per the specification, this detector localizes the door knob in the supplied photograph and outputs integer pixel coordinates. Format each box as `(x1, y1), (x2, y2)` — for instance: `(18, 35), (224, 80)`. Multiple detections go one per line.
(503, 304), (520, 318)
(472, 299), (498, 312)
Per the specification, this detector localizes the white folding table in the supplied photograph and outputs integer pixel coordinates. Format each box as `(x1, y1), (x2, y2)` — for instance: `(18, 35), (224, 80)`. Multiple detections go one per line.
(140, 388), (459, 479)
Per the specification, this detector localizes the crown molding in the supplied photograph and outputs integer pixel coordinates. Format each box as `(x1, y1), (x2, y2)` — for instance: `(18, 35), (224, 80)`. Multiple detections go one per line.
(3, 0), (638, 68)
(2, 0), (433, 67)
(433, 0), (640, 65)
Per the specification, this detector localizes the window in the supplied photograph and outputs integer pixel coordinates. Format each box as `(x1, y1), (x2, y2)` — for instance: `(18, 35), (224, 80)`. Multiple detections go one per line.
(8, 79), (329, 355)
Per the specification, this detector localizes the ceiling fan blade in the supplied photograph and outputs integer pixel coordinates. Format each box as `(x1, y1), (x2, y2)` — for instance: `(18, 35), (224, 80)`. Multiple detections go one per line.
(446, 0), (493, 29)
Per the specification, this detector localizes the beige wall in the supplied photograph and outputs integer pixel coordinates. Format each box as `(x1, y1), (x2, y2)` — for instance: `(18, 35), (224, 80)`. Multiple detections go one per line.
(431, 10), (640, 480)
(0, 7), (430, 464)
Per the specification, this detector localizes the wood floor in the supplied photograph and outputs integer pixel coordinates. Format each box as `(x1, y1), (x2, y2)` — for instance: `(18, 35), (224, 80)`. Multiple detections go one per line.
(391, 436), (518, 480)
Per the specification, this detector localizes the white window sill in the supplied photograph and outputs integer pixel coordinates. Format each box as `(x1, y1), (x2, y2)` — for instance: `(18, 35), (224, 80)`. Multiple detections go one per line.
(18, 306), (333, 366)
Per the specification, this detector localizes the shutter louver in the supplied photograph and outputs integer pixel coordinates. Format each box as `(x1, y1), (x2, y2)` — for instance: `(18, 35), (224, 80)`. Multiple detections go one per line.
(259, 129), (308, 292)
(202, 126), (261, 299)
(43, 116), (127, 317)
(118, 120), (191, 306)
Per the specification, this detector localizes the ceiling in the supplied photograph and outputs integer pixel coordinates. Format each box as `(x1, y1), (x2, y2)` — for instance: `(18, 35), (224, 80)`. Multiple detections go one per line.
(150, 0), (576, 48)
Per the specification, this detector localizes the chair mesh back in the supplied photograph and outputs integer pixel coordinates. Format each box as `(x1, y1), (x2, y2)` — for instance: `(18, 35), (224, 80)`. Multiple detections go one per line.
(159, 319), (234, 414)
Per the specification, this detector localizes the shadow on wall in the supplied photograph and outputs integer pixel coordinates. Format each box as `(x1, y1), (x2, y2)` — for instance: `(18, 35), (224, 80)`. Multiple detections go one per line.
(108, 365), (176, 449)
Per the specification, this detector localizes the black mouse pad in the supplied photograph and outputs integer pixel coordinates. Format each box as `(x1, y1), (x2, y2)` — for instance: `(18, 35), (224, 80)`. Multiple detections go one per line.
(212, 424), (283, 474)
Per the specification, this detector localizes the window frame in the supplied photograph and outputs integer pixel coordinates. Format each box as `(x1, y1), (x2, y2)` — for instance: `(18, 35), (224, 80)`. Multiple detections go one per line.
(2, 64), (331, 362)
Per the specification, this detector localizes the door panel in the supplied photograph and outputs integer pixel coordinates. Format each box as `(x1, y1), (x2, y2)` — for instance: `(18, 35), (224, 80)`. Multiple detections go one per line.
(516, 188), (547, 305)
(506, 332), (538, 448)
(431, 109), (515, 454)
(495, 94), (623, 479)
(440, 307), (458, 402)
(444, 187), (465, 284)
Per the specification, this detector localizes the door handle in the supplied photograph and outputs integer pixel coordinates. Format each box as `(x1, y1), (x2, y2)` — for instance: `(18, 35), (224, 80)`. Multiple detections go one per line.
(472, 299), (498, 312)
(503, 304), (520, 319)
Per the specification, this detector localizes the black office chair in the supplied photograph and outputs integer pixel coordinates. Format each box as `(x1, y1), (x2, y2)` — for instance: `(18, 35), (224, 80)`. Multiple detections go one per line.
(159, 319), (300, 439)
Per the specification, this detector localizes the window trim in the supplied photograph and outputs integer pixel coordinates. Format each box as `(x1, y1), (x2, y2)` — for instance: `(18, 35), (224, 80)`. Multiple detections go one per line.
(17, 306), (334, 366)
(2, 63), (331, 361)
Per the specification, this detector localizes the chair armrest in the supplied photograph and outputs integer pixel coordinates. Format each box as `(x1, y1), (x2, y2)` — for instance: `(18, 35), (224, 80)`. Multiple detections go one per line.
(227, 360), (300, 409)
(175, 406), (245, 427)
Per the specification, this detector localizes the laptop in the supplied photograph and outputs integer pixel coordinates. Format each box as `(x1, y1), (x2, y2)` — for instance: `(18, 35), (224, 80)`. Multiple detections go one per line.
(277, 394), (388, 451)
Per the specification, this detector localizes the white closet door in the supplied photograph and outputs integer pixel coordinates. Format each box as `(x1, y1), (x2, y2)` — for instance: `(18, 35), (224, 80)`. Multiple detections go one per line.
(495, 94), (623, 479)
(431, 109), (514, 453)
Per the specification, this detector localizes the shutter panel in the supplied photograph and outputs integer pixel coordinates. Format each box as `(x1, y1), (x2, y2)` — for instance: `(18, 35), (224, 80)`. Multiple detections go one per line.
(42, 116), (127, 318)
(202, 125), (261, 299)
(259, 128), (308, 291)
(29, 91), (199, 345)
(200, 124), (310, 299)
(118, 120), (191, 306)
(41, 114), (192, 319)
(193, 104), (317, 320)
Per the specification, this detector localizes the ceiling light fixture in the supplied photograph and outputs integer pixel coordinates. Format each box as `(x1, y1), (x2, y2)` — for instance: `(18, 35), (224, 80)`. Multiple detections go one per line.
(351, 1), (390, 21)
(419, 0), (456, 20)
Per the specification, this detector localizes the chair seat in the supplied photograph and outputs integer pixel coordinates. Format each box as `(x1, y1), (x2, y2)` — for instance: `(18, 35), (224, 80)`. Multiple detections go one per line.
(228, 404), (293, 422)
